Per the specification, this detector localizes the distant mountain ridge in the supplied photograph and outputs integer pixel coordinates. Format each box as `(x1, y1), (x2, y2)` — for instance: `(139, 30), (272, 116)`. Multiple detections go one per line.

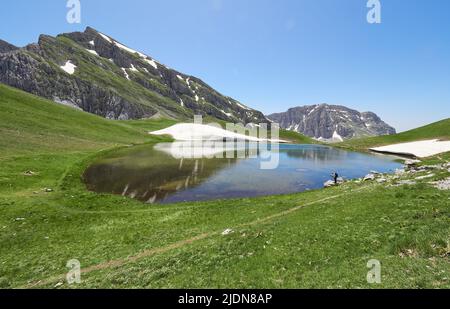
(0, 27), (267, 123)
(268, 104), (396, 141)
(0, 39), (18, 53)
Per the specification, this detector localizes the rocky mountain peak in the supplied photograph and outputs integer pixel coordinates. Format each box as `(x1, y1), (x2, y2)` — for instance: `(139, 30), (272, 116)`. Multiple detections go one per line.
(268, 104), (396, 142)
(0, 27), (268, 123)
(0, 39), (18, 53)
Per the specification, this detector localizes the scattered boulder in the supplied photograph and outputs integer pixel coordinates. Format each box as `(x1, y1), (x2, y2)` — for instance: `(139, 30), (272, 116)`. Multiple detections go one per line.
(44, 188), (53, 193)
(407, 164), (444, 175)
(423, 164), (442, 170)
(324, 180), (336, 188)
(415, 174), (435, 180)
(222, 229), (234, 236)
(22, 171), (36, 176)
(395, 169), (406, 176)
(430, 177), (450, 191)
(363, 174), (376, 181)
(376, 178), (387, 183)
(399, 248), (419, 258)
(54, 282), (63, 288)
(405, 159), (421, 166)
(323, 177), (345, 188)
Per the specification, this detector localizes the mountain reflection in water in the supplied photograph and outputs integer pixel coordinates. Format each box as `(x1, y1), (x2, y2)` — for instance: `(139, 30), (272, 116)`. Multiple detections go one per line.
(83, 143), (402, 204)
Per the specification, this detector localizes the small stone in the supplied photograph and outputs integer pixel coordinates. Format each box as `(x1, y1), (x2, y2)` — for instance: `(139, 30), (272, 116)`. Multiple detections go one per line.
(430, 177), (450, 190)
(405, 159), (421, 166)
(45, 188), (53, 193)
(54, 282), (63, 288)
(395, 169), (406, 175)
(415, 174), (435, 180)
(324, 180), (336, 188)
(324, 177), (344, 188)
(363, 174), (376, 181)
(222, 229), (234, 236)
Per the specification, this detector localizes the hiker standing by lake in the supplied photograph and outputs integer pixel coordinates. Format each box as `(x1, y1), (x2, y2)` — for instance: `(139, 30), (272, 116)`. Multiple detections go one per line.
(331, 171), (339, 184)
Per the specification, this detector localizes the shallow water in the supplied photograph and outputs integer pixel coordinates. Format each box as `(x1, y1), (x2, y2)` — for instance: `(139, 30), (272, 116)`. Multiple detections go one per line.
(83, 143), (402, 204)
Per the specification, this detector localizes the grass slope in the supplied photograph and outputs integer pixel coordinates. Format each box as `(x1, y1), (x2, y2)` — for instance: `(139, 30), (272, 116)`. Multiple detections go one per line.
(0, 83), (176, 156)
(279, 129), (315, 144)
(0, 84), (448, 289)
(338, 118), (450, 152)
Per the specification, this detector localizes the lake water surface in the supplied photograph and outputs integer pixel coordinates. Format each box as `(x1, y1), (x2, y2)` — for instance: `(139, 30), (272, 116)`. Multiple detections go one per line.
(83, 143), (402, 204)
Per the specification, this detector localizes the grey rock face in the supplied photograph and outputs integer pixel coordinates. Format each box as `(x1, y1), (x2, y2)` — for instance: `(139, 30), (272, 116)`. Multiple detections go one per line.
(0, 40), (18, 53)
(0, 27), (268, 123)
(0, 49), (155, 120)
(268, 104), (396, 141)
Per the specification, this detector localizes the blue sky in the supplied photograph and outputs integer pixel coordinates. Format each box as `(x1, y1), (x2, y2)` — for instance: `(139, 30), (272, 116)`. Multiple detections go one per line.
(1, 0), (450, 132)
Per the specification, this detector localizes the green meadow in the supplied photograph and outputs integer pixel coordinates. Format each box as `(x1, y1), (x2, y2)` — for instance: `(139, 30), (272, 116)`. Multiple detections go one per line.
(0, 84), (448, 289)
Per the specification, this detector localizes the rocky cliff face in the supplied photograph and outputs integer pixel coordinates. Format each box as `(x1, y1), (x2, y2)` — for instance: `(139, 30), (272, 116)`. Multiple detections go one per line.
(0, 40), (18, 53)
(0, 27), (267, 123)
(268, 104), (396, 141)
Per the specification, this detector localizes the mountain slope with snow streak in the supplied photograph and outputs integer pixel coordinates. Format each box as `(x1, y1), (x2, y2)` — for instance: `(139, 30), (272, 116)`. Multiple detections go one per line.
(0, 27), (268, 123)
(268, 104), (396, 142)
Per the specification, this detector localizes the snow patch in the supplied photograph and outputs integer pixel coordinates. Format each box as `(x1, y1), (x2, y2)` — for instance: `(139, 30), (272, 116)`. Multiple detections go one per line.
(99, 33), (112, 43)
(236, 102), (251, 110)
(121, 68), (130, 80)
(96, 30), (163, 72)
(115, 41), (147, 59)
(86, 49), (99, 56)
(371, 139), (450, 158)
(144, 58), (158, 70)
(150, 123), (287, 143)
(130, 64), (138, 72)
(332, 131), (344, 142)
(221, 110), (233, 117)
(308, 105), (319, 116)
(60, 61), (76, 75)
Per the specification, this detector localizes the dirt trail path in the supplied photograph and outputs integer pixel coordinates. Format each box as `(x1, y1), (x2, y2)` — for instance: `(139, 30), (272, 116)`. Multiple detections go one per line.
(23, 185), (372, 288)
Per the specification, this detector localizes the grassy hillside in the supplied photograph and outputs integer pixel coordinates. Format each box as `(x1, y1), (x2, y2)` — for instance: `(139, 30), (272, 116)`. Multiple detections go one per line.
(0, 83), (176, 156)
(279, 129), (315, 144)
(338, 118), (450, 152)
(0, 84), (448, 289)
